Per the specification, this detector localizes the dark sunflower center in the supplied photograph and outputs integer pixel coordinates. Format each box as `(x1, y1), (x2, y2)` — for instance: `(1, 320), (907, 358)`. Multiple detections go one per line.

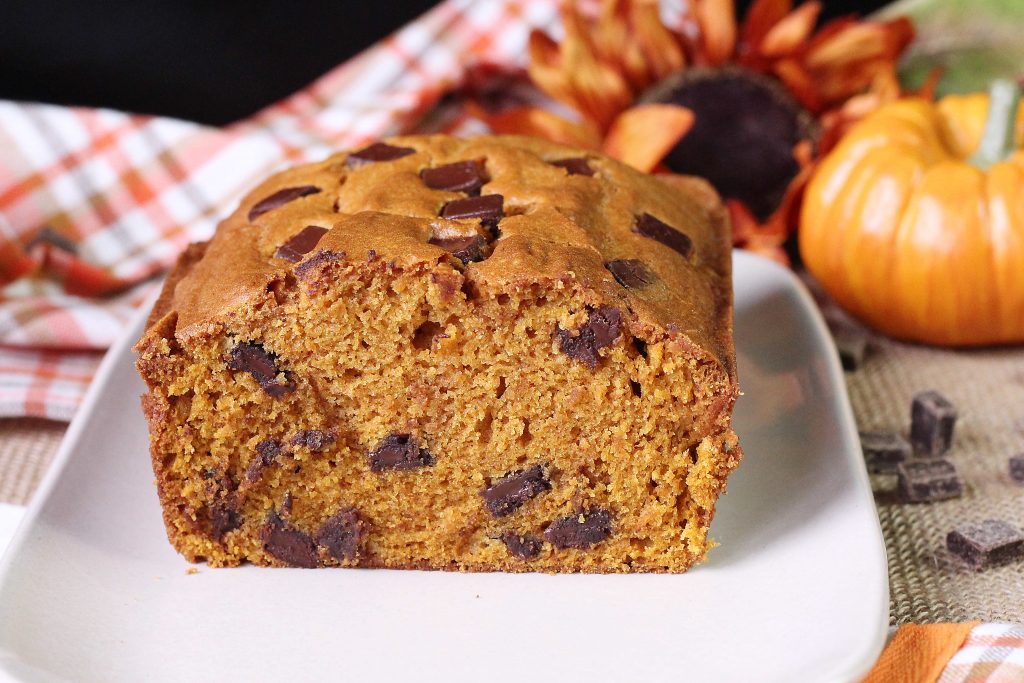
(642, 67), (816, 222)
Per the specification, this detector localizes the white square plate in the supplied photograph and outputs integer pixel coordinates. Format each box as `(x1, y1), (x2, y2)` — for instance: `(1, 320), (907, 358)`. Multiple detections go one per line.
(0, 251), (888, 682)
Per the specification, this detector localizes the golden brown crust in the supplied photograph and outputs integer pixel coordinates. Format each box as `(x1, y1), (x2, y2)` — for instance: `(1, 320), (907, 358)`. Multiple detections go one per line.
(140, 135), (735, 384)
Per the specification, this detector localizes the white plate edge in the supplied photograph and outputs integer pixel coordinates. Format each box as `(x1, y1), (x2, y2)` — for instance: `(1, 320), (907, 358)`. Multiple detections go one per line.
(736, 251), (890, 682)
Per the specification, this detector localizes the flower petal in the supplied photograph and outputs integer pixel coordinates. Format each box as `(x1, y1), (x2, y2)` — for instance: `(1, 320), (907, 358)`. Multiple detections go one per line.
(760, 2), (821, 57)
(601, 104), (694, 172)
(695, 0), (738, 66)
(527, 31), (576, 110)
(805, 17), (913, 70)
(471, 104), (602, 149)
(772, 59), (823, 112)
(560, 6), (635, 129)
(740, 0), (792, 53)
(631, 0), (687, 81)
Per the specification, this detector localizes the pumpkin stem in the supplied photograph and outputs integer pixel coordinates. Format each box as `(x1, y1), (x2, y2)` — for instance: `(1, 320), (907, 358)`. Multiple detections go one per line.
(969, 79), (1020, 169)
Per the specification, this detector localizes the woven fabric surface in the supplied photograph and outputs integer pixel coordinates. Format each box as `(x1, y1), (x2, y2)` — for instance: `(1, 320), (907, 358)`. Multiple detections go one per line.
(938, 623), (1024, 682)
(0, 418), (65, 505)
(849, 334), (1024, 625)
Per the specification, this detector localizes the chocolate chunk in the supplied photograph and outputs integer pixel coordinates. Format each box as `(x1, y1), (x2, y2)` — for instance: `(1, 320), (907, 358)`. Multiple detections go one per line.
(500, 532), (542, 560)
(557, 305), (623, 369)
(1010, 454), (1024, 484)
(947, 519), (1024, 569)
(440, 194), (504, 235)
(481, 465), (551, 517)
(369, 433), (434, 471)
(209, 500), (240, 541)
(275, 225), (329, 262)
(429, 235), (486, 264)
(421, 160), (486, 194)
(634, 213), (693, 259)
(550, 157), (595, 176)
(248, 185), (321, 221)
(896, 459), (963, 503)
(834, 327), (869, 371)
(260, 511), (319, 568)
(859, 432), (910, 474)
(910, 390), (957, 457)
(226, 342), (296, 398)
(544, 509), (613, 549)
(605, 259), (655, 289)
(315, 508), (366, 562)
(246, 438), (283, 482)
(346, 142), (416, 168)
(290, 430), (335, 451)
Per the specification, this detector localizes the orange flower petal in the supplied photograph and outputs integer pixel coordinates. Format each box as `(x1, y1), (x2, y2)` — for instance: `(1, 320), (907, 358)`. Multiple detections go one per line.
(760, 1), (821, 57)
(472, 104), (602, 150)
(631, 0), (686, 81)
(560, 7), (635, 129)
(805, 18), (912, 71)
(740, 0), (792, 54)
(601, 104), (694, 172)
(527, 31), (576, 109)
(695, 0), (738, 66)
(772, 59), (823, 113)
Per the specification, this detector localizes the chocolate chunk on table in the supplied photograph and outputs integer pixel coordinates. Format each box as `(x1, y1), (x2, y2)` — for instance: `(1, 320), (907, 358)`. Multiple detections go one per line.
(481, 465), (551, 517)
(833, 326), (869, 371)
(910, 390), (957, 457)
(1010, 454), (1024, 484)
(896, 459), (963, 503)
(860, 432), (910, 474)
(947, 519), (1024, 570)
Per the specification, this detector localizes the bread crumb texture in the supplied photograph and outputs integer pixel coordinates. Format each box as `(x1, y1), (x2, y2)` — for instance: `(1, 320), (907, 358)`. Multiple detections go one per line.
(135, 135), (741, 572)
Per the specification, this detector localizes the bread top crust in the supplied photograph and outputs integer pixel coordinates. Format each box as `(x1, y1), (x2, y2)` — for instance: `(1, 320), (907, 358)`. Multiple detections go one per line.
(139, 134), (736, 383)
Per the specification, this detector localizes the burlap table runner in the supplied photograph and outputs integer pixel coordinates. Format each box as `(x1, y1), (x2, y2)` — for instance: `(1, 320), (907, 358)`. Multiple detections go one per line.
(2, 325), (1022, 625)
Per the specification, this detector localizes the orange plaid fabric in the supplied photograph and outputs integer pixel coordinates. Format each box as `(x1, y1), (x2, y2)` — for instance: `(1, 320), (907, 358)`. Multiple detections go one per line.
(937, 623), (1024, 682)
(0, 0), (559, 419)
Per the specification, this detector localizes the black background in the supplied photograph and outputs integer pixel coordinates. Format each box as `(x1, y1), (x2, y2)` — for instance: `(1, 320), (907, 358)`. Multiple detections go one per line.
(0, 1), (890, 125)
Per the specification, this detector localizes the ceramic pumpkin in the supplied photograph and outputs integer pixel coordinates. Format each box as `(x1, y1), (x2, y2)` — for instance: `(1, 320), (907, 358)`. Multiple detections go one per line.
(799, 82), (1024, 346)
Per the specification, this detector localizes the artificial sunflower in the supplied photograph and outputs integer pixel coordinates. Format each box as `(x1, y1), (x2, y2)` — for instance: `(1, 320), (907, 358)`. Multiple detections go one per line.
(477, 0), (916, 263)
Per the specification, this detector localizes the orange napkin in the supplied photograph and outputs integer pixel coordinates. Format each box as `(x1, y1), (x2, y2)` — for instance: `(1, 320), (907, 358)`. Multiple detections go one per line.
(864, 622), (980, 683)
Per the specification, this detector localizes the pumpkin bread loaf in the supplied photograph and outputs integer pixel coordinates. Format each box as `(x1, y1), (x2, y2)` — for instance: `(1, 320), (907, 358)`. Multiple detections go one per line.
(135, 134), (742, 572)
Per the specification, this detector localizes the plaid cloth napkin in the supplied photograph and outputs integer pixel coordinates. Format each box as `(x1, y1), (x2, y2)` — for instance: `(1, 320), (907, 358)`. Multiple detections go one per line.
(0, 0), (559, 420)
(1, 0), (1022, 678)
